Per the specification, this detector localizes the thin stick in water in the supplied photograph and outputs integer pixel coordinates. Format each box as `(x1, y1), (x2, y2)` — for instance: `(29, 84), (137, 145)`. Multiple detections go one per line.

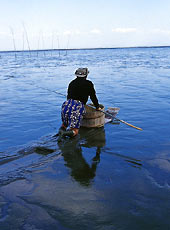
(22, 22), (31, 57)
(9, 27), (17, 59)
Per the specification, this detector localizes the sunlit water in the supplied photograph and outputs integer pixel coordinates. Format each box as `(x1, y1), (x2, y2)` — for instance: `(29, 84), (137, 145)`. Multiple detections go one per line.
(0, 48), (170, 229)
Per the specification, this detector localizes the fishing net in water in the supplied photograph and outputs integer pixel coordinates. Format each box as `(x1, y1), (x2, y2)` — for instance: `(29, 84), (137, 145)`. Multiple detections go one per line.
(105, 107), (120, 124)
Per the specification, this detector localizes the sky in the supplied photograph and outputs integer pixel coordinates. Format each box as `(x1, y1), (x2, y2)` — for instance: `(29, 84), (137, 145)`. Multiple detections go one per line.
(0, 0), (170, 51)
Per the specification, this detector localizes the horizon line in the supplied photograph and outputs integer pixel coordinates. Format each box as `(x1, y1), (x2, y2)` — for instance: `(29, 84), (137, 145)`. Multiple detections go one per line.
(0, 45), (170, 53)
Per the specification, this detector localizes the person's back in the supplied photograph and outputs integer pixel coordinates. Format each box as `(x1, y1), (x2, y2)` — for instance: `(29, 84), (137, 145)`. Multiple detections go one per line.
(67, 77), (99, 107)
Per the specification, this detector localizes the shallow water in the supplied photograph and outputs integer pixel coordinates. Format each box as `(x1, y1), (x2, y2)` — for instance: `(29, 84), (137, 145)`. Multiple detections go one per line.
(0, 48), (170, 229)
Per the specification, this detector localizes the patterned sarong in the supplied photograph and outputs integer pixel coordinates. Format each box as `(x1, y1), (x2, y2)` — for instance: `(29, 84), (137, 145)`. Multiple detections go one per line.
(61, 99), (85, 129)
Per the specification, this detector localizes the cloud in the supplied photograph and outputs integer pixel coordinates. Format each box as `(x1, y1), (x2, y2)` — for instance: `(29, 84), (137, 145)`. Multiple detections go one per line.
(0, 30), (12, 37)
(0, 31), (7, 35)
(152, 29), (170, 35)
(112, 28), (137, 33)
(63, 30), (72, 36)
(90, 29), (102, 34)
(63, 30), (84, 36)
(75, 30), (81, 35)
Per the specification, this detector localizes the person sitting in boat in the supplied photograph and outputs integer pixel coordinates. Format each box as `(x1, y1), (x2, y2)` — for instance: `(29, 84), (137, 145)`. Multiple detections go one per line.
(58, 68), (102, 138)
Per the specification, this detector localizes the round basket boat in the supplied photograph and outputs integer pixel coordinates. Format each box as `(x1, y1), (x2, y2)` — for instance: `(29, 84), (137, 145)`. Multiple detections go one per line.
(81, 104), (105, 128)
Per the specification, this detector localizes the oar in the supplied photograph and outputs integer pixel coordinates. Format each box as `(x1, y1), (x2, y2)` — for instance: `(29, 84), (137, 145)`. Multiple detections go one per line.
(88, 105), (143, 131)
(110, 115), (142, 131)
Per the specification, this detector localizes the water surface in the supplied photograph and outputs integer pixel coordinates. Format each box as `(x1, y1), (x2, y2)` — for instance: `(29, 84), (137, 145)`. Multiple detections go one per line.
(0, 48), (170, 229)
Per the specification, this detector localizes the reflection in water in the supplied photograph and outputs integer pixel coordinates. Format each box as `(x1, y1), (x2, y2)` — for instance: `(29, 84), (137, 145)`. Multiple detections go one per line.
(58, 127), (106, 186)
(103, 149), (142, 169)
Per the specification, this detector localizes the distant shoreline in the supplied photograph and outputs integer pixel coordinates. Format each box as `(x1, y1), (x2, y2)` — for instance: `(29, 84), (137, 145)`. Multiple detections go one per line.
(0, 45), (170, 53)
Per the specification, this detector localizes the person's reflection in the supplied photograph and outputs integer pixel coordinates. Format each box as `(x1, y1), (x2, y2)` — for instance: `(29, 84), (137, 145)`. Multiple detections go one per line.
(58, 127), (106, 187)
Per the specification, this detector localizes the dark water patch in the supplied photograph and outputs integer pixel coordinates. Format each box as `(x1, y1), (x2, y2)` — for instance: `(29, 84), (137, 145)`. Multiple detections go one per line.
(34, 146), (55, 155)
(3, 75), (16, 80)
(0, 134), (62, 186)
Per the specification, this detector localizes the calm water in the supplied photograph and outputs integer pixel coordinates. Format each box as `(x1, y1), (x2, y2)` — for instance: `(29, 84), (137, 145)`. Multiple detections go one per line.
(0, 47), (170, 229)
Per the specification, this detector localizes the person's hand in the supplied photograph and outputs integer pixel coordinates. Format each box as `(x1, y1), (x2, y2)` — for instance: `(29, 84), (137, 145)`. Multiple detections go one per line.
(96, 104), (104, 111)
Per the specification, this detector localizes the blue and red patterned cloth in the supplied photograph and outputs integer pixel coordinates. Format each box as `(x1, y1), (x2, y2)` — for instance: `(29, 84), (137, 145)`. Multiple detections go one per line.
(61, 99), (85, 129)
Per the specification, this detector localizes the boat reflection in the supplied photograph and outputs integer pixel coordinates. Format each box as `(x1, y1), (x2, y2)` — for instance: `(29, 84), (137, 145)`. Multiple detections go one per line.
(58, 127), (106, 187)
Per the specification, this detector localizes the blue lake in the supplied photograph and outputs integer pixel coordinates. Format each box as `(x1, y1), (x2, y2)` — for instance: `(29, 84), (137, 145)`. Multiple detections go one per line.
(0, 47), (170, 229)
